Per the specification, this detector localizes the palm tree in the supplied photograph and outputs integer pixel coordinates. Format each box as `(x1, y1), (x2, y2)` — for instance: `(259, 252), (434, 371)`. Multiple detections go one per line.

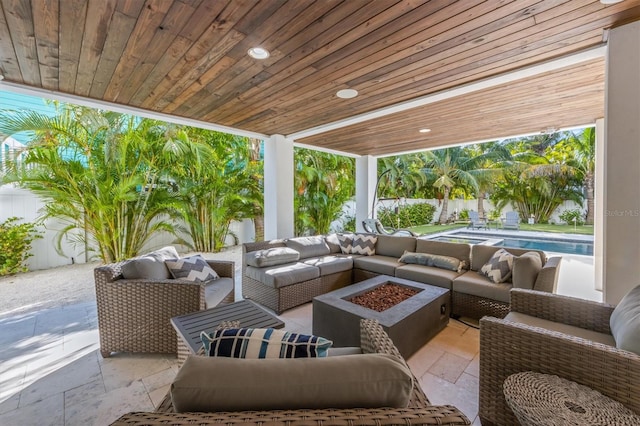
(171, 127), (261, 252)
(464, 143), (512, 219)
(294, 148), (354, 235)
(0, 106), (179, 262)
(559, 128), (595, 224)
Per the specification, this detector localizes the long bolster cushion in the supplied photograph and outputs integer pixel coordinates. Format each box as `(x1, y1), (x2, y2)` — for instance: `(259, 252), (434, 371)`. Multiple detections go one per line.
(171, 353), (414, 412)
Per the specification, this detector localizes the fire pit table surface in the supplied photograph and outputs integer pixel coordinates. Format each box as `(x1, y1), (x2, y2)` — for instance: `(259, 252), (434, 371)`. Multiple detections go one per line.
(312, 275), (449, 358)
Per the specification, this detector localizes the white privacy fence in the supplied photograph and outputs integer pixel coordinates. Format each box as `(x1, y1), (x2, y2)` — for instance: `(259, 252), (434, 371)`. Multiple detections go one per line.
(0, 185), (255, 271)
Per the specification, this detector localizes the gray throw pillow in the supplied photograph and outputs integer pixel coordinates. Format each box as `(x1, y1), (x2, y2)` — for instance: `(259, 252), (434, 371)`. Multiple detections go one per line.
(480, 248), (514, 283)
(285, 236), (330, 259)
(165, 254), (219, 282)
(245, 247), (300, 267)
(337, 233), (354, 254)
(351, 234), (377, 256)
(610, 284), (640, 355)
(121, 246), (180, 279)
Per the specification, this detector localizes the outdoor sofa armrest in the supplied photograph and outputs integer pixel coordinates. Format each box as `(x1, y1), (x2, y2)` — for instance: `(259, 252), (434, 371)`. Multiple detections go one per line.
(206, 259), (234, 280)
(111, 406), (471, 426)
(510, 288), (615, 334)
(479, 315), (640, 426)
(532, 256), (562, 293)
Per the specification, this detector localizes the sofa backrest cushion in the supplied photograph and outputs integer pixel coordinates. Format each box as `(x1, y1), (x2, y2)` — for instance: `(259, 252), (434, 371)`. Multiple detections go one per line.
(610, 284), (640, 355)
(416, 239), (470, 268)
(285, 236), (331, 259)
(324, 233), (343, 253)
(245, 247), (300, 268)
(471, 245), (545, 271)
(512, 251), (543, 289)
(375, 235), (417, 258)
(121, 246), (179, 279)
(170, 353), (414, 412)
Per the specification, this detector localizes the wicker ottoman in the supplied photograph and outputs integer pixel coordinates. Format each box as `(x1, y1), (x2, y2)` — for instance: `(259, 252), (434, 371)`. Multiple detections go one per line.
(503, 371), (640, 426)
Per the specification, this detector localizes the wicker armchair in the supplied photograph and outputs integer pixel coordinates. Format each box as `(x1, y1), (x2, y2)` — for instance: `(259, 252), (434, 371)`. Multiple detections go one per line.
(95, 259), (234, 358)
(109, 319), (471, 426)
(479, 289), (640, 426)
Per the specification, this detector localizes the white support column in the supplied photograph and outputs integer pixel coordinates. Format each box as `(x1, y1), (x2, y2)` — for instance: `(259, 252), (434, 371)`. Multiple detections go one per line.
(594, 118), (605, 292)
(263, 134), (294, 240)
(355, 155), (377, 233)
(603, 21), (640, 304)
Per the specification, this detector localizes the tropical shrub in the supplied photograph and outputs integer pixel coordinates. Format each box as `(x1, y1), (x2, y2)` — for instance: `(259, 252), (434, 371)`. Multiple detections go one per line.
(0, 217), (42, 276)
(559, 209), (585, 226)
(378, 202), (436, 229)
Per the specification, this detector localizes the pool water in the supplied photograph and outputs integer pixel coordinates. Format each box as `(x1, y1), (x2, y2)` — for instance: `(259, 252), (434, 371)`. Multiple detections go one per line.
(430, 233), (593, 256)
(496, 238), (593, 256)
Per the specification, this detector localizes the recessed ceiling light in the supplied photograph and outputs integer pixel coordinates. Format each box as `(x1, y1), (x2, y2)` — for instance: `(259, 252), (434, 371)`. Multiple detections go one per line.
(419, 128), (431, 133)
(600, 0), (623, 4)
(248, 47), (270, 59)
(336, 89), (358, 99)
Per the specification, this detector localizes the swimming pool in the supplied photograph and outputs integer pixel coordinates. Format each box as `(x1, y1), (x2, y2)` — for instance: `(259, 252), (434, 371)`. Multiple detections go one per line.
(430, 232), (593, 256)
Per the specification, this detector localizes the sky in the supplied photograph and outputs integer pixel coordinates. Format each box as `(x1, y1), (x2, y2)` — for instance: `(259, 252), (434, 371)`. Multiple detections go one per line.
(0, 90), (56, 144)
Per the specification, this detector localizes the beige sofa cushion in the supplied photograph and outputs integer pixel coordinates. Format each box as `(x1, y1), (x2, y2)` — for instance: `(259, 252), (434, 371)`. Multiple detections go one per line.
(416, 239), (470, 268)
(245, 262), (320, 288)
(285, 236), (330, 259)
(375, 235), (417, 258)
(395, 264), (459, 290)
(245, 247), (300, 267)
(354, 255), (401, 275)
(170, 353), (414, 412)
(453, 271), (512, 303)
(303, 255), (353, 276)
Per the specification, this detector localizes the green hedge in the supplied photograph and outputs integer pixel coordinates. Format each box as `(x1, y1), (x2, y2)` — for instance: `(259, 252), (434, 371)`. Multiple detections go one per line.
(378, 202), (436, 229)
(0, 217), (42, 276)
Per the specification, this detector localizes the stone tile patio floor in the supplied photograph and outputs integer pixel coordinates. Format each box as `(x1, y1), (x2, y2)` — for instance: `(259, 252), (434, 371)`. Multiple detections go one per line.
(0, 246), (598, 425)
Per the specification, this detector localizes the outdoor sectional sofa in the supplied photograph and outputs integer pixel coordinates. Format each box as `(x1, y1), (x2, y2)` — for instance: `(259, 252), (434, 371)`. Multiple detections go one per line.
(242, 233), (562, 318)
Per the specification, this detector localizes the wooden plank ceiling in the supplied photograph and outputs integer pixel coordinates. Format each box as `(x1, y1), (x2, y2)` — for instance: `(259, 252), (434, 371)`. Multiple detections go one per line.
(0, 0), (639, 156)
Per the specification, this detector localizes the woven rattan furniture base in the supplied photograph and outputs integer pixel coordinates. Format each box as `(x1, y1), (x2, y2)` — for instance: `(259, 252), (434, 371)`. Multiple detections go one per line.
(503, 372), (640, 426)
(452, 290), (509, 320)
(171, 299), (284, 363)
(313, 275), (449, 358)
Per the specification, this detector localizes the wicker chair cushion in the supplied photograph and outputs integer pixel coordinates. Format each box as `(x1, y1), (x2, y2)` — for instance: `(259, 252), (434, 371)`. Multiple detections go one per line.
(245, 247), (300, 267)
(200, 327), (333, 358)
(204, 277), (234, 308)
(505, 312), (616, 346)
(480, 248), (515, 283)
(285, 236), (331, 259)
(170, 353), (414, 412)
(121, 246), (179, 279)
(165, 254), (219, 282)
(610, 284), (640, 354)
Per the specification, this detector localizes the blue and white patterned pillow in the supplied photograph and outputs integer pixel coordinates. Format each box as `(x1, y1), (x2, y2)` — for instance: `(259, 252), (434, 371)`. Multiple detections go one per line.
(165, 254), (219, 282)
(200, 328), (332, 358)
(351, 234), (377, 256)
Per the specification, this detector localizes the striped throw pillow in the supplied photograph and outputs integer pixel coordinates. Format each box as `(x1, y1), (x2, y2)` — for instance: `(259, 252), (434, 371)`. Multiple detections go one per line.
(200, 328), (332, 358)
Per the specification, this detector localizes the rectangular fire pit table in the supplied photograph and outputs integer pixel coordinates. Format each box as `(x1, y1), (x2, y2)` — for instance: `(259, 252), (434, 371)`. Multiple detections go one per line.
(312, 275), (449, 358)
(171, 299), (284, 363)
